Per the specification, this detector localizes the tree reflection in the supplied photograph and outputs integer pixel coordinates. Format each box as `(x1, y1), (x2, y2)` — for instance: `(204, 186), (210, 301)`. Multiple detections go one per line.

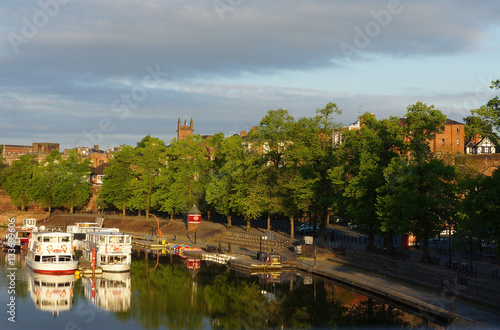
(110, 257), (418, 329)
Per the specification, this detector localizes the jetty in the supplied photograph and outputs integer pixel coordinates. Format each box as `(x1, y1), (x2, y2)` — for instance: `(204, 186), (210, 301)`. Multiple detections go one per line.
(77, 257), (103, 276)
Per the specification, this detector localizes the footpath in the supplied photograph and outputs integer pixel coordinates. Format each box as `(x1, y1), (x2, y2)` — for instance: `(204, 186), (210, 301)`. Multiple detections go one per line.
(167, 222), (500, 329)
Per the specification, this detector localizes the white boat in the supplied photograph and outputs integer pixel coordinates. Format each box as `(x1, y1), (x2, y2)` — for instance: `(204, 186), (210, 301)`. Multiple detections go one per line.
(26, 232), (78, 275)
(27, 270), (76, 316)
(83, 272), (131, 312)
(1, 218), (40, 251)
(67, 221), (103, 249)
(82, 231), (132, 272)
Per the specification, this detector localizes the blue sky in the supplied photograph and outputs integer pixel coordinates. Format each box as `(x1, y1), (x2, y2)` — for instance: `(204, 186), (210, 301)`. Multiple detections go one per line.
(1, 0), (499, 150)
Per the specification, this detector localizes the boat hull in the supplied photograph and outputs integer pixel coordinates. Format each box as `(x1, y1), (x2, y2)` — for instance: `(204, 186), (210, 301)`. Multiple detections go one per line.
(26, 257), (78, 275)
(79, 256), (130, 272)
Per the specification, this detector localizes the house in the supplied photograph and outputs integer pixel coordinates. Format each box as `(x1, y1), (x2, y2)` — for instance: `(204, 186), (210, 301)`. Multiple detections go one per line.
(90, 162), (109, 185)
(465, 136), (497, 154)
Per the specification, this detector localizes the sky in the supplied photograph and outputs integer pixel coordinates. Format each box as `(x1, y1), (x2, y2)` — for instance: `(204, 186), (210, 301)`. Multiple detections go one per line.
(1, 0), (500, 151)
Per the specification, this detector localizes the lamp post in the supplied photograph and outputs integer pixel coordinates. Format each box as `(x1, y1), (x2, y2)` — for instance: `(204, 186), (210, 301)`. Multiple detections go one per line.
(448, 222), (452, 265)
(151, 214), (164, 243)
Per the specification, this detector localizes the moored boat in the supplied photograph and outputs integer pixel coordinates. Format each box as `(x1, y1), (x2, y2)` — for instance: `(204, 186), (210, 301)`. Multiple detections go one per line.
(82, 231), (132, 272)
(1, 218), (40, 251)
(67, 221), (103, 249)
(27, 269), (76, 316)
(26, 232), (78, 275)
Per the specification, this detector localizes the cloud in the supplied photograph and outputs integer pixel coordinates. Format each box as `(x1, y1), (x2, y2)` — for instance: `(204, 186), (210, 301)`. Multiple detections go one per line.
(1, 0), (499, 150)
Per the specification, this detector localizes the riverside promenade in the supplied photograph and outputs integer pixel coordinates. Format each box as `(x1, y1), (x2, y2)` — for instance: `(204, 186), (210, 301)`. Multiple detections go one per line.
(150, 221), (500, 329)
(45, 214), (500, 328)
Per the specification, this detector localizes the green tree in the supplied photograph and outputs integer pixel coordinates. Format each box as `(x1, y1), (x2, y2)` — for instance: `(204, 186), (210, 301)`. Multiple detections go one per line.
(132, 136), (166, 219)
(456, 169), (500, 260)
(30, 150), (62, 213)
(98, 145), (135, 217)
(53, 151), (92, 214)
(377, 102), (457, 262)
(471, 79), (500, 133)
(3, 154), (38, 210)
(205, 134), (246, 227)
(340, 114), (404, 251)
(288, 103), (342, 239)
(154, 135), (209, 219)
(231, 153), (267, 230)
(252, 109), (296, 230)
(378, 157), (458, 262)
(463, 113), (498, 143)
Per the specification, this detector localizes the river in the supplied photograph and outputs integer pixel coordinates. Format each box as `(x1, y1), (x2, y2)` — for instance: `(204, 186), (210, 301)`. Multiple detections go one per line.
(0, 250), (437, 329)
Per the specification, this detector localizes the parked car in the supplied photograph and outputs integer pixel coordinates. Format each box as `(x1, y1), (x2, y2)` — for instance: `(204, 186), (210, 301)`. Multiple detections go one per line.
(296, 223), (319, 235)
(440, 229), (456, 236)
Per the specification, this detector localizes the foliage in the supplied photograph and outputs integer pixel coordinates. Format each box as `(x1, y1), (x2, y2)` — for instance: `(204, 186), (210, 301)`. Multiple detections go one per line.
(53, 150), (92, 214)
(471, 79), (500, 133)
(30, 150), (62, 213)
(98, 145), (135, 216)
(2, 154), (38, 210)
(455, 169), (500, 257)
(132, 137), (166, 219)
(154, 135), (210, 218)
(339, 114), (404, 250)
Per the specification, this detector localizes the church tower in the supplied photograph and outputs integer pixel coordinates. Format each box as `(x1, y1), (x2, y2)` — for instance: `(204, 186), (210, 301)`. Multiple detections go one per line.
(177, 117), (193, 141)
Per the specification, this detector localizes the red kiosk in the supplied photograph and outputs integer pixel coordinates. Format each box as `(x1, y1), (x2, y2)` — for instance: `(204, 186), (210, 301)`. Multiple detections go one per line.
(187, 204), (202, 231)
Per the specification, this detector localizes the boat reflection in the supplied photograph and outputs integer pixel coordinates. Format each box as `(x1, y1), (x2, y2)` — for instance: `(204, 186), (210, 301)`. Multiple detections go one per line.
(83, 272), (131, 312)
(27, 270), (76, 317)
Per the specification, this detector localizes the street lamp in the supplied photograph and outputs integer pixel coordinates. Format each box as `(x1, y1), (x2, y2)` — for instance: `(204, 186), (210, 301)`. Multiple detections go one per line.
(447, 221), (452, 265)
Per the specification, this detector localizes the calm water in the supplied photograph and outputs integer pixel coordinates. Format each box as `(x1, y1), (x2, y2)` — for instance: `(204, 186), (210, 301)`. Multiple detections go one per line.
(1, 250), (431, 329)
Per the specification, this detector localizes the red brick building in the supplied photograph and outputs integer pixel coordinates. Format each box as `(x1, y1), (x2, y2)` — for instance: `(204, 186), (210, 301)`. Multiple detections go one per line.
(399, 118), (465, 156)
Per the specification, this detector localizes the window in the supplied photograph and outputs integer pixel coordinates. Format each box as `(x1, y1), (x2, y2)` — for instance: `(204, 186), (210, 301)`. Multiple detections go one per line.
(457, 139), (460, 145)
(442, 138), (445, 146)
(457, 126), (460, 132)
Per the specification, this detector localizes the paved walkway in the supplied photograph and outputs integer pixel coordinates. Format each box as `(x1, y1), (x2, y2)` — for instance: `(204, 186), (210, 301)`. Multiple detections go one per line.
(138, 221), (500, 328)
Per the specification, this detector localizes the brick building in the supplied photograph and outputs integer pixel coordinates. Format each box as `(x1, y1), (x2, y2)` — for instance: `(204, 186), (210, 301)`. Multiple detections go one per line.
(1, 143), (60, 166)
(399, 118), (465, 156)
(333, 115), (466, 156)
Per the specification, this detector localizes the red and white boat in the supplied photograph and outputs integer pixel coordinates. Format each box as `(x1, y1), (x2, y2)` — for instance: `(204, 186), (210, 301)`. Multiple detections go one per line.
(26, 232), (78, 275)
(27, 270), (76, 316)
(82, 231), (132, 272)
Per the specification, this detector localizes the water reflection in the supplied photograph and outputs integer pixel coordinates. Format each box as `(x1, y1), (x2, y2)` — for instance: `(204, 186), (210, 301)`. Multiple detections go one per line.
(26, 270), (75, 316)
(0, 250), (437, 329)
(82, 272), (131, 312)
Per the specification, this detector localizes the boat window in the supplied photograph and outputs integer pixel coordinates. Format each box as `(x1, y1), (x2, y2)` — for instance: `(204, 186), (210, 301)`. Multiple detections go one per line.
(110, 236), (124, 244)
(125, 236), (131, 244)
(38, 237), (42, 242)
(58, 255), (72, 262)
(35, 256), (41, 262)
(43, 236), (50, 242)
(101, 255), (107, 264)
(100, 236), (106, 244)
(41, 256), (56, 263)
(59, 236), (70, 243)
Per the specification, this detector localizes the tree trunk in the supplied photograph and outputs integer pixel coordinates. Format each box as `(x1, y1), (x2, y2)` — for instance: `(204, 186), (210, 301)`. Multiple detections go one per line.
(420, 235), (431, 263)
(246, 217), (250, 231)
(366, 232), (375, 252)
(227, 215), (232, 228)
(267, 214), (271, 231)
(290, 215), (295, 240)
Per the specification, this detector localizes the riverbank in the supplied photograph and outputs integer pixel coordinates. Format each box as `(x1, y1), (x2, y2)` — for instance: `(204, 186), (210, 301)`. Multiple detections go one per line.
(7, 212), (500, 328)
